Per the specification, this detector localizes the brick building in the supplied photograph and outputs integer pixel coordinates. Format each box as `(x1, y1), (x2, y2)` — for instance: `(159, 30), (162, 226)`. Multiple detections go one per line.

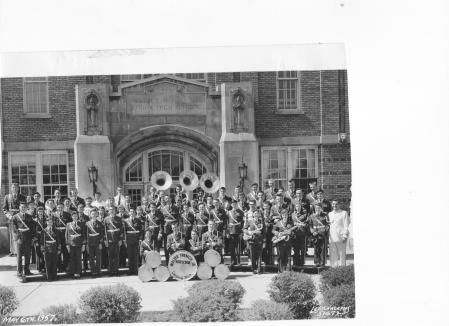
(0, 71), (351, 251)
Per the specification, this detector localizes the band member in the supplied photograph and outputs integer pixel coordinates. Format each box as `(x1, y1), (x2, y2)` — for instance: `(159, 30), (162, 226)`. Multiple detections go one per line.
(144, 202), (163, 252)
(104, 206), (124, 276)
(123, 195), (132, 212)
(53, 189), (64, 207)
(66, 211), (85, 278)
(292, 188), (310, 212)
(33, 207), (47, 273)
(237, 192), (249, 212)
(140, 197), (150, 213)
(247, 183), (259, 202)
(195, 202), (209, 238)
(201, 220), (223, 255)
(167, 222), (186, 255)
(255, 191), (265, 210)
(77, 203), (90, 272)
(136, 205), (147, 228)
(54, 202), (72, 272)
(160, 195), (179, 264)
(211, 198), (227, 235)
(328, 200), (349, 267)
(306, 181), (319, 204)
(284, 179), (296, 202)
(308, 203), (329, 267)
(291, 202), (309, 266)
(216, 186), (231, 205)
(3, 182), (26, 257)
(140, 231), (155, 264)
(45, 199), (56, 215)
(264, 179), (275, 203)
(13, 202), (36, 277)
(155, 190), (165, 207)
(104, 196), (115, 211)
(146, 186), (158, 204)
(174, 184), (188, 208)
(41, 217), (60, 281)
(228, 199), (244, 266)
(190, 199), (199, 214)
(114, 186), (126, 207)
(98, 206), (109, 269)
(85, 208), (105, 277)
(117, 205), (129, 268)
(205, 195), (214, 214)
(244, 210), (264, 274)
(195, 188), (206, 203)
(31, 192), (45, 209)
(69, 188), (86, 209)
(271, 193), (290, 216)
(63, 197), (75, 214)
(231, 186), (240, 202)
(123, 207), (143, 275)
(313, 190), (332, 214)
(261, 201), (275, 265)
(83, 197), (95, 217)
(273, 209), (293, 273)
(92, 191), (106, 208)
(180, 202), (195, 242)
(188, 229), (203, 263)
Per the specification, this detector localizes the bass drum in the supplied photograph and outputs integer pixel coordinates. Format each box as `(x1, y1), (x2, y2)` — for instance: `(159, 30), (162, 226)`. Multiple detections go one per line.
(168, 250), (198, 281)
(204, 249), (221, 267)
(154, 265), (170, 282)
(145, 251), (162, 269)
(196, 262), (212, 280)
(138, 265), (154, 282)
(214, 264), (230, 280)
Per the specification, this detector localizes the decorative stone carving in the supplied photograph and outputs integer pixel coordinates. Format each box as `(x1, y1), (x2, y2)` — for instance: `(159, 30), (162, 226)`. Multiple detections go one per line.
(85, 90), (101, 135)
(231, 87), (247, 132)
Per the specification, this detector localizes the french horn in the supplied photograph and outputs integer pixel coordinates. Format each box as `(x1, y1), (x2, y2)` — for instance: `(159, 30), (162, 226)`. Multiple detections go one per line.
(179, 170), (199, 191)
(150, 170), (172, 191)
(199, 173), (220, 194)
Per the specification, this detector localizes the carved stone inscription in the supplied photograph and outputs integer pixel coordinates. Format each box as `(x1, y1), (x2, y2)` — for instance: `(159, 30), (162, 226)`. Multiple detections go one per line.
(125, 82), (207, 116)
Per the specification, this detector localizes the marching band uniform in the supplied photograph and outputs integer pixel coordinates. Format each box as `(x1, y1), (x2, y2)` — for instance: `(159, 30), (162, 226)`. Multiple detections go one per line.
(97, 210), (109, 269)
(86, 218), (105, 276)
(41, 222), (60, 281)
(227, 206), (244, 265)
(78, 212), (90, 272)
(264, 186), (275, 203)
(167, 230), (186, 255)
(273, 217), (293, 273)
(308, 211), (329, 266)
(291, 207), (309, 266)
(123, 215), (143, 275)
(160, 203), (179, 265)
(261, 207), (275, 265)
(33, 211), (47, 272)
(117, 209), (129, 268)
(187, 232), (203, 263)
(180, 209), (195, 242)
(104, 214), (124, 276)
(201, 229), (223, 255)
(53, 210), (72, 272)
(12, 210), (36, 276)
(244, 214), (264, 274)
(3, 191), (26, 256)
(194, 209), (209, 238)
(144, 209), (163, 252)
(65, 218), (86, 277)
(140, 237), (155, 264)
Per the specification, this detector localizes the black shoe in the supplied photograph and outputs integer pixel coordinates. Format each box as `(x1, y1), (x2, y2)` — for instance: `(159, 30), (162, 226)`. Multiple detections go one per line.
(17, 272), (22, 277)
(24, 271), (34, 276)
(9, 253), (14, 257)
(252, 270), (257, 274)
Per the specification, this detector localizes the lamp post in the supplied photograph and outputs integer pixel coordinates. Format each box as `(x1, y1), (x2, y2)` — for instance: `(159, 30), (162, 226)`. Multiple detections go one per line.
(88, 161), (98, 196)
(238, 157), (248, 191)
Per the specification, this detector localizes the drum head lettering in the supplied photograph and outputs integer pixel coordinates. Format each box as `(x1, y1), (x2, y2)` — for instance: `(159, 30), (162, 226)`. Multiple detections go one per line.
(168, 250), (198, 281)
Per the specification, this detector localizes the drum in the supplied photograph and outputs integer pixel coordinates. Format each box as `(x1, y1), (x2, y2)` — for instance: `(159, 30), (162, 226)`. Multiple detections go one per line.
(214, 264), (230, 280)
(138, 265), (154, 282)
(196, 262), (212, 280)
(154, 265), (170, 282)
(204, 249), (221, 267)
(168, 250), (198, 281)
(145, 251), (162, 269)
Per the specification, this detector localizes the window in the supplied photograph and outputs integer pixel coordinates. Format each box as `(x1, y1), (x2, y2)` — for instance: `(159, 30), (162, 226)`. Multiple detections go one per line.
(120, 74), (143, 83)
(261, 147), (318, 192)
(277, 71), (300, 110)
(125, 156), (142, 182)
(148, 150), (184, 181)
(9, 151), (69, 202)
(127, 188), (142, 207)
(189, 156), (207, 198)
(23, 77), (48, 114)
(184, 73), (206, 82)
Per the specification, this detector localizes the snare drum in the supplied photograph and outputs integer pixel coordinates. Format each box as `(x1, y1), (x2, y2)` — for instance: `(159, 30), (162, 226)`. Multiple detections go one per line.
(196, 262), (212, 280)
(204, 249), (221, 267)
(168, 250), (198, 281)
(138, 265), (154, 282)
(213, 264), (230, 280)
(154, 265), (170, 282)
(145, 251), (162, 269)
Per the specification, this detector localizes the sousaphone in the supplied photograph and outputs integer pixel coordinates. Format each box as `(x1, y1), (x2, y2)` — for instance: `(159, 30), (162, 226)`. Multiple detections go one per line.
(150, 170), (172, 191)
(179, 170), (199, 191)
(199, 173), (220, 194)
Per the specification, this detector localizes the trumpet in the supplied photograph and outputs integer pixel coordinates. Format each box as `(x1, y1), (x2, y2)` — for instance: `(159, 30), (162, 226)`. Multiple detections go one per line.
(150, 171), (172, 191)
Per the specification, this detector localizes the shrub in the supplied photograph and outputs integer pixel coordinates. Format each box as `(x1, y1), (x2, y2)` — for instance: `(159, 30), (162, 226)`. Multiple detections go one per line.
(244, 299), (294, 320)
(267, 271), (318, 319)
(0, 285), (19, 317)
(320, 264), (355, 292)
(172, 280), (245, 322)
(78, 283), (142, 323)
(41, 304), (79, 324)
(322, 283), (356, 318)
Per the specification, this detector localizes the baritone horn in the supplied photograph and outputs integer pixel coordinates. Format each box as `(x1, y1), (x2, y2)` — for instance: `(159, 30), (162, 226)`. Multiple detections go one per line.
(150, 171), (172, 191)
(200, 173), (220, 194)
(179, 170), (199, 191)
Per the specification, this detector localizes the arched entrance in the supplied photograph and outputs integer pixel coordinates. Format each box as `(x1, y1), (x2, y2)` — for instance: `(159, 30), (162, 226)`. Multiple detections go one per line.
(114, 125), (219, 204)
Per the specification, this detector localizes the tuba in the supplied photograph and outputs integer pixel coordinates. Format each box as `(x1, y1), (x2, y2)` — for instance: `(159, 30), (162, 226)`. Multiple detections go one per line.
(199, 173), (220, 194)
(150, 171), (172, 191)
(179, 170), (199, 191)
